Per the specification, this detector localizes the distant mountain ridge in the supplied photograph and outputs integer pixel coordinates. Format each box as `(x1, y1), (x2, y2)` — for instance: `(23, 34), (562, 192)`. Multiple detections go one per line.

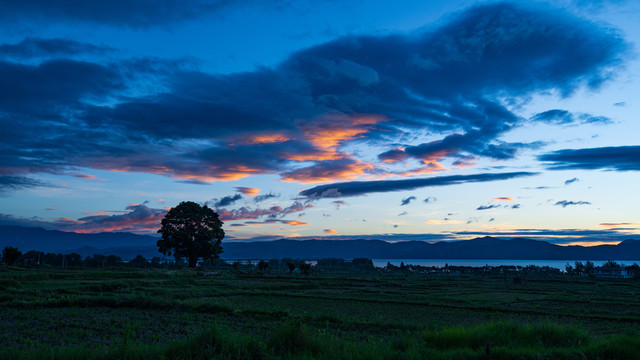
(1, 226), (639, 261)
(222, 237), (640, 261)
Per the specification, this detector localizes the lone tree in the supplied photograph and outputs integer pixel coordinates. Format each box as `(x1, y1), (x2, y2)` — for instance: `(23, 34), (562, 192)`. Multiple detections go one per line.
(157, 201), (224, 268)
(2, 246), (22, 265)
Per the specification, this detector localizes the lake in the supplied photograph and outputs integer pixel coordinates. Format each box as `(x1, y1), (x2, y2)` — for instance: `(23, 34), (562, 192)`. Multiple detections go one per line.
(372, 259), (640, 270)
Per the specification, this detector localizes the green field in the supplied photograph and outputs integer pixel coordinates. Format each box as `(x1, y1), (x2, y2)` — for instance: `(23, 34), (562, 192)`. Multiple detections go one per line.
(2, 266), (640, 359)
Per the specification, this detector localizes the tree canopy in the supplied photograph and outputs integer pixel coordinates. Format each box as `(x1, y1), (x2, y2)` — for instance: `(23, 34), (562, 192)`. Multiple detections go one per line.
(157, 201), (224, 268)
(2, 246), (22, 265)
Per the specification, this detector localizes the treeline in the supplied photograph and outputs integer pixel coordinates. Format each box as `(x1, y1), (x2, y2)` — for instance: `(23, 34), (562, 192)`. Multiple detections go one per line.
(229, 257), (375, 274)
(0, 246), (165, 268)
(4, 245), (640, 279)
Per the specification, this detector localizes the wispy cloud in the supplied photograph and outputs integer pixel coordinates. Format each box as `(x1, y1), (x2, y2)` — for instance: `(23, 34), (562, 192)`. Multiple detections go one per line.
(0, 175), (51, 195)
(299, 172), (538, 199)
(564, 177), (579, 185)
(253, 192), (278, 203)
(539, 146), (640, 171)
(599, 222), (640, 228)
(244, 219), (310, 227)
(477, 204), (501, 211)
(555, 200), (592, 207)
(530, 109), (612, 125)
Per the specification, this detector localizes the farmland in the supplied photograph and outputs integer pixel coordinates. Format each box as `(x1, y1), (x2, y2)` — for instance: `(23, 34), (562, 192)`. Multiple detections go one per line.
(1, 266), (640, 359)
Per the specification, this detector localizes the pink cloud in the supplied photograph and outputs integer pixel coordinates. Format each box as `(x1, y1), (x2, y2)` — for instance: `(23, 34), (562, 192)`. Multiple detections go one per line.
(55, 204), (167, 234)
(217, 202), (312, 221)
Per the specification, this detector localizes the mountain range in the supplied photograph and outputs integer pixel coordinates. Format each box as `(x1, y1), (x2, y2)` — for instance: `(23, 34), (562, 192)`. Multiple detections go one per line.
(1, 225), (639, 261)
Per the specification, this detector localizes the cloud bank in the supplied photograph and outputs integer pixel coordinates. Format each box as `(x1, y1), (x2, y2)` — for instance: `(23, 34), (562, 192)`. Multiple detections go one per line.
(0, 3), (629, 191)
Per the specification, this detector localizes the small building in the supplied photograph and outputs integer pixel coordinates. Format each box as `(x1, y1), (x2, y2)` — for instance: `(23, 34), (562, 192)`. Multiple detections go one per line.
(593, 266), (633, 279)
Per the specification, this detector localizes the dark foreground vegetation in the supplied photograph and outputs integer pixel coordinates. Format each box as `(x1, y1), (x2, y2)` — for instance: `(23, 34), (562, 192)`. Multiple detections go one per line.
(2, 264), (640, 359)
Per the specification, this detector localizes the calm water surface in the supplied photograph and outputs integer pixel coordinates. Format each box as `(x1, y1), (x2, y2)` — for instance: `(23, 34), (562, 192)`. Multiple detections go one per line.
(373, 259), (640, 270)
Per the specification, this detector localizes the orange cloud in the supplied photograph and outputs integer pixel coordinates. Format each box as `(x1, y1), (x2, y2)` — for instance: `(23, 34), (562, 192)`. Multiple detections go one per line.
(106, 164), (266, 183)
(285, 114), (385, 163)
(243, 219), (310, 226)
(247, 134), (290, 144)
(303, 114), (382, 149)
(236, 187), (260, 196)
(323, 229), (338, 234)
(282, 220), (310, 226)
(66, 204), (166, 234)
(600, 223), (640, 228)
(284, 149), (344, 161)
(492, 197), (514, 201)
(281, 159), (375, 183)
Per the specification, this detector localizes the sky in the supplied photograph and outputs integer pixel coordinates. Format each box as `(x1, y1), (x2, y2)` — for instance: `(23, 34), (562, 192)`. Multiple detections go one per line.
(1, 0), (639, 246)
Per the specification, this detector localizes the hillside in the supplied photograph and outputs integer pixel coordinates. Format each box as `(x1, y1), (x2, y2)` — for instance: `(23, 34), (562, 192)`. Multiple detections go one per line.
(1, 226), (639, 260)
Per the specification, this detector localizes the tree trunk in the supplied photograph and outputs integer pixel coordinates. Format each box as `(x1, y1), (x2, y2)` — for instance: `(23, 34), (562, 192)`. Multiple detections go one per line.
(188, 257), (198, 268)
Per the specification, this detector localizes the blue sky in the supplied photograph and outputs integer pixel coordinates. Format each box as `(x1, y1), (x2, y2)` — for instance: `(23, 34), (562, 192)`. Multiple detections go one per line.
(1, 0), (639, 245)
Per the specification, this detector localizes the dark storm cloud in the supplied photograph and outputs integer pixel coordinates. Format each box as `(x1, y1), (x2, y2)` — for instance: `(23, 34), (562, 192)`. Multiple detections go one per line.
(400, 196), (417, 206)
(530, 109), (612, 125)
(0, 38), (111, 59)
(0, 0), (260, 28)
(0, 3), (630, 188)
(0, 176), (50, 195)
(555, 200), (592, 207)
(299, 172), (538, 199)
(539, 146), (640, 171)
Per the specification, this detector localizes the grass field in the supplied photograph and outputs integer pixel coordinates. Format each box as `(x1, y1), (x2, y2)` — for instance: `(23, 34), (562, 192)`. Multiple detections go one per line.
(2, 265), (640, 359)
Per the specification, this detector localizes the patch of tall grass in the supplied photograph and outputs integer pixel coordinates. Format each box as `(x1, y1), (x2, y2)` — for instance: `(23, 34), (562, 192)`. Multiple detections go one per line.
(3, 321), (640, 360)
